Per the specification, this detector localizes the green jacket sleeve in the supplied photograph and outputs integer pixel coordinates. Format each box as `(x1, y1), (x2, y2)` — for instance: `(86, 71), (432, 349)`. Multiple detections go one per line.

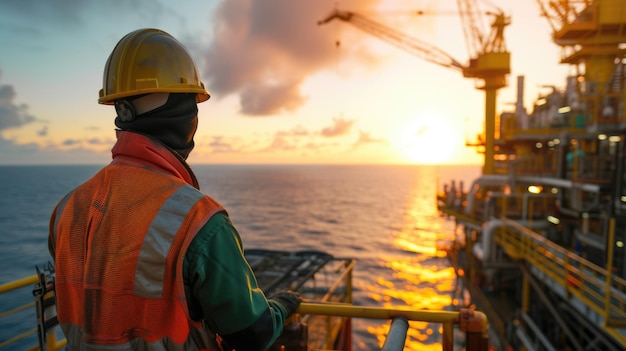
(183, 212), (287, 351)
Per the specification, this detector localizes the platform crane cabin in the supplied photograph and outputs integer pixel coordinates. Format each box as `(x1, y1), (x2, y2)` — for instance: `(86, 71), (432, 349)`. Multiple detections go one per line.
(318, 1), (511, 175)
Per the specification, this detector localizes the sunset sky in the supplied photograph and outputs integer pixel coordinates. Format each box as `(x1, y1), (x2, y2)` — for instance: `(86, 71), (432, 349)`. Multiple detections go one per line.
(0, 0), (571, 166)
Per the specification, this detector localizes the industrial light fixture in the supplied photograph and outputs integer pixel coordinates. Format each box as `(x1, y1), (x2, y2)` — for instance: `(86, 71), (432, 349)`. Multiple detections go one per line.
(547, 216), (560, 225)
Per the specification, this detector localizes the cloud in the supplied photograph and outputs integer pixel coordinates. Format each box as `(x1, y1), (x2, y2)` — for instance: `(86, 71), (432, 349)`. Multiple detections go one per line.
(303, 140), (341, 152)
(353, 131), (386, 148)
(0, 83), (36, 130)
(277, 125), (309, 137)
(86, 137), (111, 146)
(208, 136), (238, 154)
(0, 136), (110, 165)
(264, 134), (298, 152)
(37, 126), (48, 137)
(320, 117), (354, 137)
(0, 73), (113, 164)
(203, 0), (379, 116)
(193, 120), (386, 161)
(200, 121), (354, 155)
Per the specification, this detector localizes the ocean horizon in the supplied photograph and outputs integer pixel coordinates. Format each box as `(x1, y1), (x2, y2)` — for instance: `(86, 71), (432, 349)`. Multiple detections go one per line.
(0, 163), (481, 350)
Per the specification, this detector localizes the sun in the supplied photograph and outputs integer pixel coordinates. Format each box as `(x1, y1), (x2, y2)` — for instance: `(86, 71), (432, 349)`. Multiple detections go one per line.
(397, 116), (458, 164)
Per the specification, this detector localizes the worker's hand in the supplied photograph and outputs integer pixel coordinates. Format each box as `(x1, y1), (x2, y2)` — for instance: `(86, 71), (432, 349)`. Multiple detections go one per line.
(269, 291), (302, 317)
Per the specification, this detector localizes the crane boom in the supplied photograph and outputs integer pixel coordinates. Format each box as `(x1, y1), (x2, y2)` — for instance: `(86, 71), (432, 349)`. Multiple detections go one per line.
(318, 6), (511, 174)
(535, 0), (590, 35)
(457, 0), (487, 56)
(317, 10), (465, 71)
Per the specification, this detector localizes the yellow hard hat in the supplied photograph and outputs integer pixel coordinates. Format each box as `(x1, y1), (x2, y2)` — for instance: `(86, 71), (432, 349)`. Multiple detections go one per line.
(98, 28), (210, 105)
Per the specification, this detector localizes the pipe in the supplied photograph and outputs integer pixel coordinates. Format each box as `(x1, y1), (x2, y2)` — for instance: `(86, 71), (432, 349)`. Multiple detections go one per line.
(472, 219), (503, 262)
(517, 76), (529, 129)
(381, 317), (409, 351)
(473, 217), (550, 264)
(464, 175), (510, 215)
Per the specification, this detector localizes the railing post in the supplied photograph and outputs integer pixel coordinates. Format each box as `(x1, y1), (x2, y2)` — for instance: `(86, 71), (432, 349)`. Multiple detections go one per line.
(381, 317), (408, 351)
(522, 272), (529, 314)
(47, 331), (57, 351)
(605, 217), (615, 320)
(442, 322), (454, 351)
(458, 309), (489, 351)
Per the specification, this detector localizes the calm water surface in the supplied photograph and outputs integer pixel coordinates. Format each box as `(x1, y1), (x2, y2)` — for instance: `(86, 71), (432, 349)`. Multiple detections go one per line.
(0, 164), (480, 350)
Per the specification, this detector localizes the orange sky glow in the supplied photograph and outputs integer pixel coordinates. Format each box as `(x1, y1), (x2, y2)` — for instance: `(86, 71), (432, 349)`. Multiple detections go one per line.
(0, 0), (569, 166)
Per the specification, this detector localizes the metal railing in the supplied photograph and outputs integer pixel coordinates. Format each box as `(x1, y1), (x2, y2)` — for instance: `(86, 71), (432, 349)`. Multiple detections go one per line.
(297, 303), (489, 351)
(494, 219), (626, 345)
(2, 271), (489, 351)
(0, 274), (65, 351)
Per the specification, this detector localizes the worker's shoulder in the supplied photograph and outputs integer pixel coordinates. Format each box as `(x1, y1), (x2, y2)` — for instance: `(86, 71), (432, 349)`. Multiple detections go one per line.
(186, 211), (238, 257)
(198, 210), (233, 233)
(178, 183), (225, 209)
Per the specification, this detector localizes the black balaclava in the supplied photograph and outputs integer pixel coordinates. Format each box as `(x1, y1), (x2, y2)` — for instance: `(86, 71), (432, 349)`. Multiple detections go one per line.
(114, 93), (198, 159)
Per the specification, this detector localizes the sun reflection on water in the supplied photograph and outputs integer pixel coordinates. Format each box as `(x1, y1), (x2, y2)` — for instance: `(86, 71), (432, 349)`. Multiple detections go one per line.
(364, 182), (465, 350)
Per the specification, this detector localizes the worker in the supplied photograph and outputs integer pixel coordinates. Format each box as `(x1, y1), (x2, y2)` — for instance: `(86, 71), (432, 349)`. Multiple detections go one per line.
(48, 28), (301, 351)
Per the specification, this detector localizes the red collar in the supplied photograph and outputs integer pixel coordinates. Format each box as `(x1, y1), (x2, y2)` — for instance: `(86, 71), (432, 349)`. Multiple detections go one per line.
(111, 130), (198, 188)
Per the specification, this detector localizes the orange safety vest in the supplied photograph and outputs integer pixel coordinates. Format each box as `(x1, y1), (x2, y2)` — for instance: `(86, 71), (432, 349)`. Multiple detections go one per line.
(50, 131), (224, 350)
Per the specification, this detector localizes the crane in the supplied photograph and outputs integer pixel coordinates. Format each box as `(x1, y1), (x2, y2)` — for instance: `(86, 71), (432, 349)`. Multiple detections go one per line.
(535, 0), (626, 125)
(318, 2), (511, 174)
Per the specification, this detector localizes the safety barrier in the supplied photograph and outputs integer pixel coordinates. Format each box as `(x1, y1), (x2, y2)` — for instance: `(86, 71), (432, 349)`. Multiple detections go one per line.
(297, 303), (489, 351)
(1, 275), (489, 351)
(0, 274), (65, 351)
(438, 196), (626, 347)
(494, 219), (626, 345)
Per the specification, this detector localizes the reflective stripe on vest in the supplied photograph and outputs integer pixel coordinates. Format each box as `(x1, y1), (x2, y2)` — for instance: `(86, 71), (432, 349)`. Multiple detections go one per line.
(51, 190), (75, 245)
(135, 184), (203, 298)
(62, 325), (217, 351)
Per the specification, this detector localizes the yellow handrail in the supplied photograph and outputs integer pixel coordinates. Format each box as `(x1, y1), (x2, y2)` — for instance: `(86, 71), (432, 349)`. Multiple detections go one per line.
(493, 220), (626, 345)
(0, 274), (38, 293)
(0, 273), (65, 351)
(298, 302), (489, 351)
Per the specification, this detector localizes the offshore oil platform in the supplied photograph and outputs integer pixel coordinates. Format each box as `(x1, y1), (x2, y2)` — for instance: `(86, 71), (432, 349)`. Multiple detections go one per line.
(438, 0), (626, 349)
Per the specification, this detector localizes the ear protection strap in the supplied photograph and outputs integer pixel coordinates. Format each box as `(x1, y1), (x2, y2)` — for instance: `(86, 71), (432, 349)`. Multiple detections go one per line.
(114, 93), (170, 122)
(115, 99), (136, 122)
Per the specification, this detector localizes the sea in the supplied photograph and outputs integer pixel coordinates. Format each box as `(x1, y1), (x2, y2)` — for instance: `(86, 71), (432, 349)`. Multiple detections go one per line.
(0, 163), (481, 351)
